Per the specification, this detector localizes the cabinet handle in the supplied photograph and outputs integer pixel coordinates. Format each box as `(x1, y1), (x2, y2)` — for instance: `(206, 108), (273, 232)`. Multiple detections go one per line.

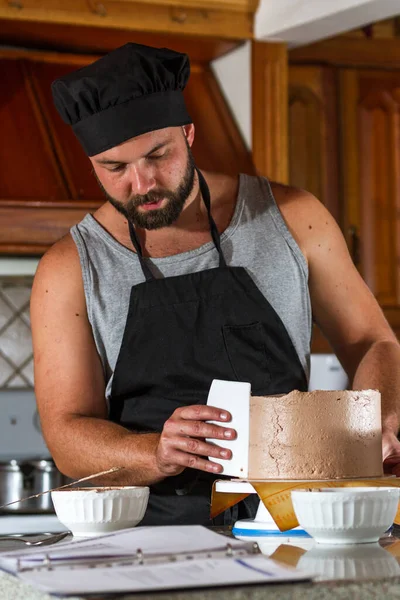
(170, 8), (188, 23)
(8, 0), (23, 8)
(170, 8), (208, 24)
(348, 225), (360, 266)
(93, 3), (107, 16)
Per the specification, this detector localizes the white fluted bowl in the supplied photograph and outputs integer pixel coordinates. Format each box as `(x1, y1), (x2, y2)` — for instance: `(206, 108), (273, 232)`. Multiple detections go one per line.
(291, 487), (399, 544)
(51, 486), (149, 537)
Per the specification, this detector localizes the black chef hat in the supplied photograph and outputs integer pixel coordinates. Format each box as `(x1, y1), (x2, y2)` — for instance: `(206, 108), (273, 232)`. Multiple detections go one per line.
(51, 43), (192, 156)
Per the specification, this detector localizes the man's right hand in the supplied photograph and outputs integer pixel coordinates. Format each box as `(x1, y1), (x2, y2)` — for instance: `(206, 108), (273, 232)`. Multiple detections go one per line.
(155, 405), (236, 477)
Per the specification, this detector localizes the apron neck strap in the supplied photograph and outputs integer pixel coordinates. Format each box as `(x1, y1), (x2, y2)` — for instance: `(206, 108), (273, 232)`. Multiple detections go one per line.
(196, 169), (226, 269)
(128, 168), (227, 282)
(128, 221), (155, 281)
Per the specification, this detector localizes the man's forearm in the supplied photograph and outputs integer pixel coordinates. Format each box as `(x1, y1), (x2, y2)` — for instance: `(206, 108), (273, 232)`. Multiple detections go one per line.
(47, 415), (166, 486)
(352, 340), (400, 435)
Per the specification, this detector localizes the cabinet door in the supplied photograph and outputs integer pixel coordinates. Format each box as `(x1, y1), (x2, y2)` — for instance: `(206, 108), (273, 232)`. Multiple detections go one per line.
(288, 65), (340, 222)
(0, 58), (69, 202)
(340, 69), (400, 306)
(288, 66), (341, 354)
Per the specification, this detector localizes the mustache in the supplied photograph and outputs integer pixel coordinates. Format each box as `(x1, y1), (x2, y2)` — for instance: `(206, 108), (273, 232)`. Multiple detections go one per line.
(131, 190), (174, 207)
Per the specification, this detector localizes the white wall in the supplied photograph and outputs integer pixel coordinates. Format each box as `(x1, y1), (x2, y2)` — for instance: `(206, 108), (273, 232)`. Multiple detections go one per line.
(0, 258), (39, 276)
(211, 42), (252, 150)
(255, 0), (400, 46)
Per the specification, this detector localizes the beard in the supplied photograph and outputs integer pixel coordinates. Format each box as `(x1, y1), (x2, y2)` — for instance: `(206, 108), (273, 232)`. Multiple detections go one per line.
(94, 144), (196, 230)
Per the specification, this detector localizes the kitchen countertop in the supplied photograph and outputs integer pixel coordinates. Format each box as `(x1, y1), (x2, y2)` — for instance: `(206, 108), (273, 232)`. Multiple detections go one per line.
(3, 527), (400, 600)
(2, 568), (400, 600)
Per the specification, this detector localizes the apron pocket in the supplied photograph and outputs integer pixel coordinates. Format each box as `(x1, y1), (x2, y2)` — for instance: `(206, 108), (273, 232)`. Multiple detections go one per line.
(222, 321), (271, 393)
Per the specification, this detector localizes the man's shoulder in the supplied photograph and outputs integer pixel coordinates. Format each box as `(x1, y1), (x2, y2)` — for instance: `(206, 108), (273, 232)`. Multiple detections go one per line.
(269, 181), (313, 205)
(268, 181), (328, 222)
(31, 233), (90, 341)
(267, 181), (339, 260)
(241, 176), (316, 210)
(34, 233), (82, 289)
(40, 233), (78, 266)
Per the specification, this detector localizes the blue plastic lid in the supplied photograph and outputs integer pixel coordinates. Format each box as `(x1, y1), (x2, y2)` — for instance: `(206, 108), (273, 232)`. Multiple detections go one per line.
(232, 527), (311, 537)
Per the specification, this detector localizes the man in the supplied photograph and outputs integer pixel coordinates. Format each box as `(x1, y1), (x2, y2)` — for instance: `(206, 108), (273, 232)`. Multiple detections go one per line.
(31, 42), (400, 526)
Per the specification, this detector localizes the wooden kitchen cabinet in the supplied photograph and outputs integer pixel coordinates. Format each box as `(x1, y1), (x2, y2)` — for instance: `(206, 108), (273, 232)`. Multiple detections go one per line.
(288, 61), (400, 343)
(340, 69), (400, 307)
(0, 48), (254, 254)
(288, 28), (400, 340)
(287, 65), (341, 354)
(288, 65), (340, 222)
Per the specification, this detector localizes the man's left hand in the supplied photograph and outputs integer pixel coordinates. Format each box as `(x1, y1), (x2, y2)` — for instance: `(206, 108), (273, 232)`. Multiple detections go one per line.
(382, 431), (400, 477)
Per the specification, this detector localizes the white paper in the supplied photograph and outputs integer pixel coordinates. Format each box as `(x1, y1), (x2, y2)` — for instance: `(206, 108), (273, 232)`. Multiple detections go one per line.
(0, 525), (247, 573)
(18, 555), (312, 595)
(206, 379), (250, 477)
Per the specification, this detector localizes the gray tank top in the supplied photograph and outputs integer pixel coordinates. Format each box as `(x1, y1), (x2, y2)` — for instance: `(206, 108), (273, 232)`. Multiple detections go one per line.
(71, 174), (312, 401)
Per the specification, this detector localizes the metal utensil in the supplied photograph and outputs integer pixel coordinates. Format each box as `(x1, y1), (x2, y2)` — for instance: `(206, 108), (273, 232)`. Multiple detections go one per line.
(0, 532), (69, 546)
(0, 466), (124, 510)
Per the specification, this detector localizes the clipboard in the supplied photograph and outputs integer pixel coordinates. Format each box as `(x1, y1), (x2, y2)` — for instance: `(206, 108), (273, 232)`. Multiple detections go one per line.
(0, 525), (313, 594)
(16, 540), (258, 573)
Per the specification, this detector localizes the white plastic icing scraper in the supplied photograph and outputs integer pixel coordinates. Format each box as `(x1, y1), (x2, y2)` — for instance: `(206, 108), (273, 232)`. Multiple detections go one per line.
(206, 379), (251, 478)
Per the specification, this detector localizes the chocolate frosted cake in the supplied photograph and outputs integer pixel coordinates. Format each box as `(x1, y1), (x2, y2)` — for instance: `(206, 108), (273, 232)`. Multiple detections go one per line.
(249, 390), (383, 480)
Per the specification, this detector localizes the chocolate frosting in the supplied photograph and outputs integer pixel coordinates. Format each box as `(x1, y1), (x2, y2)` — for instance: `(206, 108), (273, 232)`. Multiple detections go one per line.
(249, 390), (383, 480)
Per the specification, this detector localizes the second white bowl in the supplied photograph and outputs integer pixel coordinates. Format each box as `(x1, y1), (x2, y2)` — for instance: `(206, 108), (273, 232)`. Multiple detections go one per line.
(51, 486), (149, 537)
(291, 487), (399, 544)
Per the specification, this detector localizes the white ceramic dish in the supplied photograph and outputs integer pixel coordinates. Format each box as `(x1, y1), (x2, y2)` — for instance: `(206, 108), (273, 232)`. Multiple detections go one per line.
(291, 487), (399, 544)
(51, 486), (149, 537)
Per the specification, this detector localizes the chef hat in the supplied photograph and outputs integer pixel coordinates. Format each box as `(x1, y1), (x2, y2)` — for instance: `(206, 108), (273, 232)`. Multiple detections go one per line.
(51, 42), (192, 156)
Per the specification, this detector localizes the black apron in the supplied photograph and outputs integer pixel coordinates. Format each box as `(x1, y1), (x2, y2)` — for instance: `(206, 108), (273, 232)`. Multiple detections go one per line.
(110, 170), (308, 525)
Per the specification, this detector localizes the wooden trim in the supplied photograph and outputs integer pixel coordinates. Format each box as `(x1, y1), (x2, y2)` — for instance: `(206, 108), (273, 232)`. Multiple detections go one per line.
(252, 41), (288, 183)
(0, 2), (255, 40)
(0, 20), (242, 62)
(0, 47), (207, 69)
(0, 199), (101, 209)
(358, 96), (375, 291)
(321, 68), (340, 223)
(290, 38), (400, 69)
(101, 0), (260, 12)
(395, 90), (400, 303)
(0, 245), (49, 256)
(0, 48), (100, 65)
(339, 70), (361, 263)
(0, 204), (99, 253)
